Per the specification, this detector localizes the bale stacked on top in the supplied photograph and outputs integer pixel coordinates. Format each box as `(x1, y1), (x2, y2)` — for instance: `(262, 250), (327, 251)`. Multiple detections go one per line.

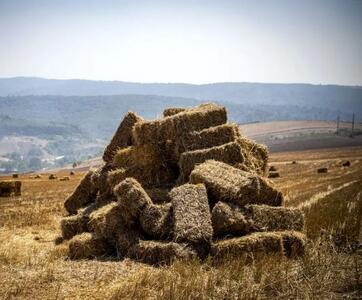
(59, 103), (306, 265)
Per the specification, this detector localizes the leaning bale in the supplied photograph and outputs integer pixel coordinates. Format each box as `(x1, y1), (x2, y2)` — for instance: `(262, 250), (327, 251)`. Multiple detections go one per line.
(133, 103), (227, 146)
(113, 144), (177, 188)
(140, 203), (173, 239)
(68, 233), (112, 260)
(190, 160), (283, 206)
(113, 178), (152, 221)
(64, 171), (98, 215)
(170, 184), (213, 246)
(211, 202), (253, 236)
(237, 137), (269, 175)
(60, 214), (89, 240)
(88, 202), (125, 240)
(163, 107), (187, 117)
(179, 141), (245, 182)
(245, 204), (304, 232)
(103, 112), (143, 163)
(177, 123), (241, 153)
(145, 187), (171, 204)
(91, 164), (115, 195)
(128, 240), (196, 265)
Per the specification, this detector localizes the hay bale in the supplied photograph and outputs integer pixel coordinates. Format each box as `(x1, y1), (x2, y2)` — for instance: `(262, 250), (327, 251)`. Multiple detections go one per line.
(35, 174), (42, 179)
(70, 171), (75, 175)
(60, 176), (70, 181)
(127, 240), (196, 265)
(145, 187), (171, 204)
(12, 174), (19, 178)
(170, 184), (213, 246)
(179, 141), (245, 182)
(140, 203), (173, 239)
(269, 166), (277, 172)
(211, 202), (253, 236)
(177, 123), (241, 153)
(0, 181), (21, 197)
(49, 174), (57, 180)
(113, 144), (177, 187)
(113, 178), (152, 221)
(60, 214), (89, 240)
(88, 202), (125, 240)
(103, 112), (143, 163)
(107, 168), (128, 190)
(190, 160), (283, 207)
(280, 231), (306, 258)
(317, 167), (328, 173)
(163, 107), (187, 117)
(237, 137), (269, 175)
(64, 171), (98, 215)
(68, 233), (112, 260)
(268, 172), (280, 178)
(133, 103), (227, 146)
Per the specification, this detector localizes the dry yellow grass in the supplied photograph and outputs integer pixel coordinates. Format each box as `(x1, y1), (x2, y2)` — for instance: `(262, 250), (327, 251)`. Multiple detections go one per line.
(0, 146), (361, 299)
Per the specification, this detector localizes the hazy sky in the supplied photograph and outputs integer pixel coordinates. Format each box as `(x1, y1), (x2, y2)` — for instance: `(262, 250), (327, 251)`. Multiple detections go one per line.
(0, 0), (361, 85)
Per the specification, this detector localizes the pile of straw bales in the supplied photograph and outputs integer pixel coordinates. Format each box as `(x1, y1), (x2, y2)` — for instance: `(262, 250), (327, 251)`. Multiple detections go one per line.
(59, 103), (306, 265)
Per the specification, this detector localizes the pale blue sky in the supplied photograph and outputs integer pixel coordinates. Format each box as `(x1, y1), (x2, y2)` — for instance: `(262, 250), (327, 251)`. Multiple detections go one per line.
(0, 0), (361, 85)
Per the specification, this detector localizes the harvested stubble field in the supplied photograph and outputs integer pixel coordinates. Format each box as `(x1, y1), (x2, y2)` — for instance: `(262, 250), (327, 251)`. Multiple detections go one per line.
(0, 146), (361, 299)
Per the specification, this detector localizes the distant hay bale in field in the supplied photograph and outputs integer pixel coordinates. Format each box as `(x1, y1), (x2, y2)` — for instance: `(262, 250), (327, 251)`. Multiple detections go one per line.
(64, 171), (98, 215)
(60, 176), (70, 181)
(113, 178), (152, 221)
(103, 112), (143, 163)
(60, 214), (89, 240)
(49, 174), (57, 180)
(190, 160), (283, 207)
(163, 107), (187, 117)
(0, 181), (21, 197)
(145, 187), (171, 204)
(35, 174), (42, 179)
(211, 231), (305, 261)
(140, 203), (173, 239)
(133, 103), (227, 146)
(68, 233), (112, 260)
(170, 184), (213, 246)
(12, 173), (19, 178)
(128, 240), (196, 265)
(177, 123), (241, 153)
(342, 160), (351, 167)
(179, 141), (245, 182)
(211, 202), (253, 236)
(70, 171), (75, 175)
(113, 144), (177, 187)
(291, 161), (297, 164)
(317, 167), (328, 174)
(269, 166), (277, 172)
(88, 202), (124, 240)
(268, 172), (280, 178)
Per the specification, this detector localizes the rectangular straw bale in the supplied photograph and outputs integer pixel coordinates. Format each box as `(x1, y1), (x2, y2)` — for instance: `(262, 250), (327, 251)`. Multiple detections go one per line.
(190, 160), (283, 207)
(0, 181), (21, 197)
(88, 202), (125, 240)
(170, 183), (213, 245)
(113, 144), (177, 187)
(60, 214), (89, 240)
(178, 123), (241, 153)
(113, 178), (152, 221)
(245, 204), (304, 232)
(280, 231), (306, 258)
(116, 227), (142, 258)
(133, 103), (227, 146)
(237, 137), (269, 175)
(163, 107), (187, 117)
(140, 203), (173, 239)
(103, 112), (143, 163)
(179, 141), (245, 182)
(211, 202), (253, 236)
(127, 240), (197, 265)
(68, 233), (112, 260)
(64, 171), (98, 215)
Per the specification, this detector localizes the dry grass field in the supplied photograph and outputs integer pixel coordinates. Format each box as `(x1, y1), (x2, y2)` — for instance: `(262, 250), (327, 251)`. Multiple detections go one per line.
(0, 146), (361, 299)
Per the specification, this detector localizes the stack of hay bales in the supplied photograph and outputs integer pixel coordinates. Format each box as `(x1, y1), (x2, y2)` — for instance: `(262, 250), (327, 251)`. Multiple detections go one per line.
(59, 103), (306, 265)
